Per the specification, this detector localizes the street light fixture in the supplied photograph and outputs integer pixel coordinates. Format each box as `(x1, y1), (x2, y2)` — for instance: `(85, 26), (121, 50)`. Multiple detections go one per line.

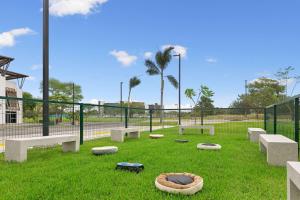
(173, 54), (181, 125)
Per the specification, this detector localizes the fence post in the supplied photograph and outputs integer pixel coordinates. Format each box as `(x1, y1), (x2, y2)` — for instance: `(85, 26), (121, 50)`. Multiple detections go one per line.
(264, 108), (267, 131)
(125, 108), (128, 128)
(200, 107), (204, 134)
(150, 109), (153, 132)
(79, 103), (84, 145)
(273, 105), (277, 134)
(294, 98), (299, 143)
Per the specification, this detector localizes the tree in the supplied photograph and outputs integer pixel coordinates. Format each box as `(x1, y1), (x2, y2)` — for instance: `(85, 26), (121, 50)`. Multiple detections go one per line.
(127, 76), (141, 117)
(199, 85), (215, 112)
(40, 79), (83, 102)
(230, 77), (285, 109)
(185, 85), (214, 110)
(40, 78), (83, 122)
(184, 89), (197, 106)
(23, 91), (37, 119)
(275, 66), (300, 97)
(145, 47), (178, 123)
(185, 85), (215, 123)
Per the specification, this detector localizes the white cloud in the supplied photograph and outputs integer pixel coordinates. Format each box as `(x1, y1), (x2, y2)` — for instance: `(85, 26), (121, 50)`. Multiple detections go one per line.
(89, 99), (100, 104)
(30, 64), (41, 70)
(110, 50), (138, 67)
(144, 52), (153, 59)
(27, 76), (36, 81)
(250, 77), (296, 87)
(0, 28), (33, 48)
(205, 57), (217, 64)
(278, 78), (296, 87)
(161, 44), (187, 58)
(49, 0), (108, 17)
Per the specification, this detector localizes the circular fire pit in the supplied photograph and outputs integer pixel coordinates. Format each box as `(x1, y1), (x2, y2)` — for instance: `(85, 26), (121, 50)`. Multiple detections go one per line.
(175, 139), (189, 143)
(149, 134), (164, 139)
(155, 172), (203, 195)
(197, 143), (221, 150)
(91, 146), (118, 155)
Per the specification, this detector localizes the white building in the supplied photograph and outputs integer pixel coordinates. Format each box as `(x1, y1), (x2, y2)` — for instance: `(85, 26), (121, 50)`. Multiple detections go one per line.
(0, 56), (28, 124)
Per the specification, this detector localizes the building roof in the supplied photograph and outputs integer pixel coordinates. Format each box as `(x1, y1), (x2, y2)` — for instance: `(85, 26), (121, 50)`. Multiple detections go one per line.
(0, 69), (28, 80)
(0, 55), (14, 68)
(0, 55), (28, 80)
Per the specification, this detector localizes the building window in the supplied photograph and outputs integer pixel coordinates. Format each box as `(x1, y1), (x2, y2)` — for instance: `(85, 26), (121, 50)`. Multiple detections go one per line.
(6, 111), (17, 123)
(5, 87), (19, 111)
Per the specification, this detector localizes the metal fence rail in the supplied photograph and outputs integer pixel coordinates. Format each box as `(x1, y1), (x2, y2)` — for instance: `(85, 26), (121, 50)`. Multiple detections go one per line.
(265, 95), (300, 144)
(0, 96), (264, 152)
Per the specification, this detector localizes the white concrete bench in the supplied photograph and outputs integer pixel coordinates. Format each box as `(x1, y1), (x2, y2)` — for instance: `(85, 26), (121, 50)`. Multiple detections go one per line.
(259, 134), (298, 166)
(5, 135), (80, 162)
(111, 128), (140, 142)
(179, 125), (214, 135)
(287, 162), (300, 200)
(248, 128), (266, 142)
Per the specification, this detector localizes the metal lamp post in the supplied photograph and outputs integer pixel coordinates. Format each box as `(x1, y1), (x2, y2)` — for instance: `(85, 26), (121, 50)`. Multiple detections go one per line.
(173, 54), (181, 125)
(43, 0), (49, 136)
(120, 82), (123, 121)
(72, 83), (75, 125)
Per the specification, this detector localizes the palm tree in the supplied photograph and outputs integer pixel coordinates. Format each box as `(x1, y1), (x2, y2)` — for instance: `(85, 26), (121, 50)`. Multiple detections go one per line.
(185, 89), (197, 105)
(185, 88), (199, 124)
(145, 47), (178, 123)
(127, 76), (141, 117)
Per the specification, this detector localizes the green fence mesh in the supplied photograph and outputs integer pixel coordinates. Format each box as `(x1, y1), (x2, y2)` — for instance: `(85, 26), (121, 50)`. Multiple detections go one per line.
(265, 96), (300, 145)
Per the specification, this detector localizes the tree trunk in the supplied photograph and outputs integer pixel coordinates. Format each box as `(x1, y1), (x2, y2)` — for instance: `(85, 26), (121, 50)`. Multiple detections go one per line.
(160, 73), (164, 124)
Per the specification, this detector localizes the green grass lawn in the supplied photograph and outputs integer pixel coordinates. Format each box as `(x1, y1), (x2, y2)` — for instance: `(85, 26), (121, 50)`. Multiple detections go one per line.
(0, 122), (286, 200)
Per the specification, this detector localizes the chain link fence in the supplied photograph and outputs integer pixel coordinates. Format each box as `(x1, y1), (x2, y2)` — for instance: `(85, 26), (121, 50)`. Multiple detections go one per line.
(265, 96), (299, 145)
(0, 96), (264, 152)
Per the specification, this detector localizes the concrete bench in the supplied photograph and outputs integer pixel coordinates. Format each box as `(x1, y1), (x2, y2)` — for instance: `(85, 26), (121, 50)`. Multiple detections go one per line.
(111, 128), (140, 142)
(248, 128), (266, 142)
(287, 162), (300, 200)
(179, 125), (214, 135)
(259, 134), (298, 166)
(5, 135), (80, 162)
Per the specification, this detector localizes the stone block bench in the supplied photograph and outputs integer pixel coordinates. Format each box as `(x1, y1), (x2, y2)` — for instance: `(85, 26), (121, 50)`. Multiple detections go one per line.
(287, 161), (300, 200)
(111, 128), (140, 142)
(179, 125), (214, 135)
(5, 135), (80, 162)
(248, 128), (266, 142)
(259, 134), (298, 166)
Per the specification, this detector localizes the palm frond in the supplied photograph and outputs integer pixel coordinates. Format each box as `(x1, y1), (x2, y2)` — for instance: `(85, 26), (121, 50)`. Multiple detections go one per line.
(162, 46), (174, 61)
(166, 75), (178, 89)
(155, 47), (174, 71)
(185, 89), (196, 99)
(145, 59), (160, 75)
(129, 76), (141, 89)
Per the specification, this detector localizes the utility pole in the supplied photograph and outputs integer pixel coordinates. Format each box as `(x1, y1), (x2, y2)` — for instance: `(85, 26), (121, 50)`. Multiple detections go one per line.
(173, 54), (181, 125)
(120, 82), (123, 121)
(72, 83), (75, 125)
(42, 0), (49, 136)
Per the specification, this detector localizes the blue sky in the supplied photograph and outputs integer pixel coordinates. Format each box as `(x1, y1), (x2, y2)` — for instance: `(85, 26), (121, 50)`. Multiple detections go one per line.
(1, 0), (300, 108)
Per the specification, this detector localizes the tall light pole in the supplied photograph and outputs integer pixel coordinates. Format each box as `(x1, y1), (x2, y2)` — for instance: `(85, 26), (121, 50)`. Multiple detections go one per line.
(43, 0), (49, 136)
(173, 54), (181, 125)
(72, 83), (75, 125)
(120, 82), (123, 121)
